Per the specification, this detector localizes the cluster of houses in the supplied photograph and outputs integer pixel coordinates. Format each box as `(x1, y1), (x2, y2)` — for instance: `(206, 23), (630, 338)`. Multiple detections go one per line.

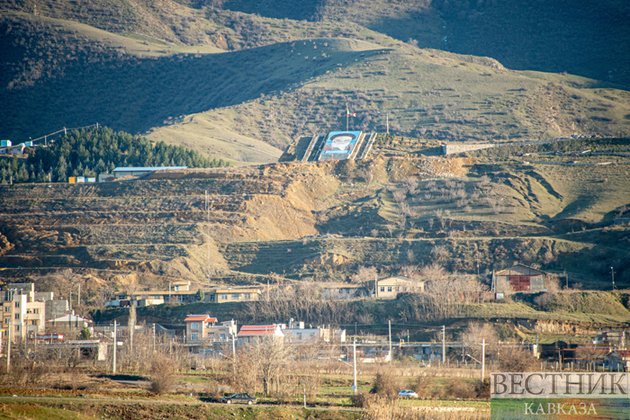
(0, 139), (34, 157)
(106, 276), (426, 309)
(1, 282), (90, 344)
(183, 314), (346, 349)
(105, 281), (264, 308)
(104, 264), (556, 311)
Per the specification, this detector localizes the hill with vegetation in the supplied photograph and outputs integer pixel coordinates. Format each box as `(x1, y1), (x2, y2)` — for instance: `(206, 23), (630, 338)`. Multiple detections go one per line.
(222, 0), (630, 88)
(1, 137), (629, 311)
(0, 126), (226, 183)
(1, 1), (629, 164)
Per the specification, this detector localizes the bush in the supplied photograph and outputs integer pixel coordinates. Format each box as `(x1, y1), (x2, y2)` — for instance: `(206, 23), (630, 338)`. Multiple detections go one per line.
(414, 375), (485, 399)
(447, 378), (478, 399)
(498, 347), (537, 372)
(149, 354), (177, 394)
(370, 371), (399, 399)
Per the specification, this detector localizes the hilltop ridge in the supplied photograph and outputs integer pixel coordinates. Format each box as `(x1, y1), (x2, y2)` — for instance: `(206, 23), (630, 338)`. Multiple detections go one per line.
(1, 1), (629, 164)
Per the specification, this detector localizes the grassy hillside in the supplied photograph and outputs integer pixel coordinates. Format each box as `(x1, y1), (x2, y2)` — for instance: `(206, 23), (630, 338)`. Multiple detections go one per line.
(2, 2), (630, 165)
(149, 42), (630, 160)
(223, 0), (630, 88)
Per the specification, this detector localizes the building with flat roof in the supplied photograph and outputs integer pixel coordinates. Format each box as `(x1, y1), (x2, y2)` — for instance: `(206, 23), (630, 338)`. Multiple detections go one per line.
(237, 324), (284, 345)
(112, 166), (187, 178)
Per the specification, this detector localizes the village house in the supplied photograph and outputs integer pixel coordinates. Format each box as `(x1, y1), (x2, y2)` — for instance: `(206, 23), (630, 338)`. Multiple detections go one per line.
(184, 314), (238, 344)
(170, 280), (191, 292)
(107, 285), (263, 308)
(373, 276), (425, 300)
(493, 264), (547, 293)
(184, 314), (218, 342)
(207, 286), (262, 303)
(46, 312), (92, 337)
(283, 320), (347, 344)
(237, 324), (284, 345)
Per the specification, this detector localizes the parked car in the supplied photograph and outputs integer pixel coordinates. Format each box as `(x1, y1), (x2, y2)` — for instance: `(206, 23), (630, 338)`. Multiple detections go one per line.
(220, 393), (257, 404)
(398, 389), (419, 399)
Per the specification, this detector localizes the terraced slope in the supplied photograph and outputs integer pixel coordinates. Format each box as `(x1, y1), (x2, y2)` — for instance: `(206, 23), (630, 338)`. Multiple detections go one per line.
(1, 138), (629, 292)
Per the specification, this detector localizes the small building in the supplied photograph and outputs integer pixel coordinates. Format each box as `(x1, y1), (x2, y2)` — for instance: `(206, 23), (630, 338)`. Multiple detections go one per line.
(47, 313), (91, 337)
(205, 320), (237, 343)
(171, 280), (191, 292)
(208, 286), (262, 303)
(494, 264), (547, 293)
(373, 276), (425, 300)
(184, 314), (219, 343)
(112, 166), (188, 178)
(533, 340), (578, 362)
(283, 321), (347, 344)
(237, 324), (284, 345)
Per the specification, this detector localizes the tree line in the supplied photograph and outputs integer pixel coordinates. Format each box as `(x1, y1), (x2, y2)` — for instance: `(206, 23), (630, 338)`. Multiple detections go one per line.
(0, 126), (228, 183)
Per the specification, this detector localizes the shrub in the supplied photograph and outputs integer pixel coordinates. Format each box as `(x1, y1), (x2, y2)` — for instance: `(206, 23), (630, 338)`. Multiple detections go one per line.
(370, 371), (399, 399)
(497, 347), (537, 372)
(447, 378), (477, 399)
(149, 354), (177, 394)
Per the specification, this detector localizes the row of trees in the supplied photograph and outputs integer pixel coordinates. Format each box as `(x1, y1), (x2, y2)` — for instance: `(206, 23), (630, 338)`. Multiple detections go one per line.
(0, 126), (228, 183)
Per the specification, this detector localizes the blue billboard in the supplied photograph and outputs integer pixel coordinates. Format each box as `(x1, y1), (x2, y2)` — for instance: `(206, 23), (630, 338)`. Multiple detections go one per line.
(318, 131), (362, 161)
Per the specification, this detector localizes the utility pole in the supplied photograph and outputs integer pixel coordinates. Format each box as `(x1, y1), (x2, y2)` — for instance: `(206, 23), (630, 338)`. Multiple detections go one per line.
(441, 325), (446, 365)
(112, 321), (117, 374)
(481, 338), (486, 380)
(205, 190), (210, 272)
(386, 112), (390, 135)
(352, 338), (357, 395)
(77, 282), (81, 308)
(152, 323), (156, 352)
(6, 319), (11, 373)
(388, 320), (392, 363)
(611, 267), (616, 290)
(231, 333), (236, 377)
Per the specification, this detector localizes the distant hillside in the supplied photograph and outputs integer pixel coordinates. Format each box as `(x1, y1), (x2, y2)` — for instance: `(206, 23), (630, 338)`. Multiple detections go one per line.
(2, 0), (224, 45)
(0, 126), (226, 183)
(1, 1), (629, 164)
(222, 0), (630, 88)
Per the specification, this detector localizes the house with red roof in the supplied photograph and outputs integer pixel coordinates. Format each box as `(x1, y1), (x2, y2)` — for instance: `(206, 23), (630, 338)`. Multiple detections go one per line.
(237, 324), (284, 345)
(184, 314), (218, 343)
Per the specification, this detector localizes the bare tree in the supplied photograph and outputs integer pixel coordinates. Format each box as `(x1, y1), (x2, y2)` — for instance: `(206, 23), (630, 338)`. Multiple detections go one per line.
(460, 322), (500, 361)
(351, 266), (378, 284)
(241, 338), (292, 396)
